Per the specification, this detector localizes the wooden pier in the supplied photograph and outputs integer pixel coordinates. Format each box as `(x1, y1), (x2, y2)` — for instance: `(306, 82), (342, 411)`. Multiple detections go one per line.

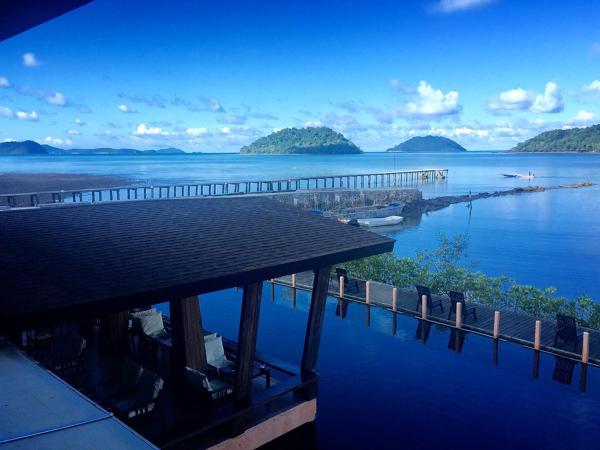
(0, 168), (448, 208)
(274, 272), (600, 367)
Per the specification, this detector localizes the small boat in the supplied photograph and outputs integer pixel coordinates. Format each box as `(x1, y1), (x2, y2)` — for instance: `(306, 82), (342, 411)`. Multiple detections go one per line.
(357, 215), (404, 227)
(502, 173), (535, 179)
(502, 173), (519, 178)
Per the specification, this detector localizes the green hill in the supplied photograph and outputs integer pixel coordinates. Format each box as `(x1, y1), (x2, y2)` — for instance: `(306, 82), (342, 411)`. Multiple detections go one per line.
(240, 127), (362, 154)
(512, 124), (600, 152)
(386, 135), (467, 153)
(0, 140), (188, 155)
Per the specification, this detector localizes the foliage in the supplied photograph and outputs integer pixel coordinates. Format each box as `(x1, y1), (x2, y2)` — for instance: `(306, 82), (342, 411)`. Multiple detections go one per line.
(240, 127), (362, 154)
(386, 135), (467, 153)
(341, 233), (600, 329)
(512, 123), (600, 152)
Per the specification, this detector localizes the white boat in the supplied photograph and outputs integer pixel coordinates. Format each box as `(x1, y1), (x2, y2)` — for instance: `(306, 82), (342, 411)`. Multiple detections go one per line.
(357, 215), (404, 227)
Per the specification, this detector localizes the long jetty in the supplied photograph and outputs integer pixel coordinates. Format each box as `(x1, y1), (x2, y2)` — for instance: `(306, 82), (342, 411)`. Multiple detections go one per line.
(0, 168), (447, 208)
(274, 272), (600, 367)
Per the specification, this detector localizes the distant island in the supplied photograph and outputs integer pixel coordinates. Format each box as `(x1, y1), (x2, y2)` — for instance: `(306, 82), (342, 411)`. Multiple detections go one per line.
(386, 136), (467, 153)
(512, 124), (600, 152)
(240, 127), (362, 155)
(0, 140), (187, 155)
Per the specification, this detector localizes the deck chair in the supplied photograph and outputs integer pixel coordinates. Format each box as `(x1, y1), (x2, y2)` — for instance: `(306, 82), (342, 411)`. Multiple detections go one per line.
(447, 291), (477, 321)
(184, 367), (233, 400)
(554, 314), (582, 352)
(415, 285), (444, 314)
(336, 268), (361, 293)
(113, 369), (164, 420)
(205, 334), (235, 373)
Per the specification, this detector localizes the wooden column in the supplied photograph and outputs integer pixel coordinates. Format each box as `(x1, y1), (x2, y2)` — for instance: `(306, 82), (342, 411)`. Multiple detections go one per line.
(234, 282), (264, 405)
(99, 311), (129, 353)
(301, 266), (332, 375)
(170, 296), (207, 377)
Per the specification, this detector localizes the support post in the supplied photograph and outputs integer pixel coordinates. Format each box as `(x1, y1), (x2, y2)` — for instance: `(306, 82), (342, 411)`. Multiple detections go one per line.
(365, 281), (371, 305)
(493, 311), (500, 339)
(421, 295), (427, 320)
(534, 320), (541, 351)
(455, 302), (462, 328)
(291, 273), (297, 288)
(170, 296), (207, 377)
(301, 266), (332, 376)
(99, 311), (129, 353)
(339, 276), (344, 298)
(392, 287), (398, 312)
(582, 331), (590, 364)
(234, 282), (263, 405)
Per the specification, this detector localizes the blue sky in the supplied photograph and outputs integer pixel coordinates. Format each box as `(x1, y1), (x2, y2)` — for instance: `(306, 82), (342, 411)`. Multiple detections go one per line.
(0, 0), (599, 152)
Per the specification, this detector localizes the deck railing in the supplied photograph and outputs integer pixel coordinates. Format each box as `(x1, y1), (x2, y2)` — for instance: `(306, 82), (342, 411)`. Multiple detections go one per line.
(0, 169), (447, 209)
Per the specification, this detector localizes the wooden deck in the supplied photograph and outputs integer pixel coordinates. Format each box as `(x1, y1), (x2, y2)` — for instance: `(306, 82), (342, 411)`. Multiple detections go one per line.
(275, 272), (600, 366)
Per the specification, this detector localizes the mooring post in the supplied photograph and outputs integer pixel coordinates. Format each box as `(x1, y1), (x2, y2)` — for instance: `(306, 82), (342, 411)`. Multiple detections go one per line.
(456, 302), (462, 328)
(582, 331), (590, 364)
(534, 320), (541, 351)
(339, 276), (344, 298)
(421, 295), (427, 320)
(291, 273), (297, 288)
(493, 311), (500, 339)
(392, 287), (398, 312)
(365, 281), (371, 305)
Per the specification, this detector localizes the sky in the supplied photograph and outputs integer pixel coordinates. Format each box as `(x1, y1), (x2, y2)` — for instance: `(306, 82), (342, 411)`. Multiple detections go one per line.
(0, 0), (599, 152)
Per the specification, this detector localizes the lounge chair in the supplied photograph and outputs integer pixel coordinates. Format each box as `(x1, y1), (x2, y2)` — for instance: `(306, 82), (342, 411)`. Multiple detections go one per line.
(447, 291), (477, 321)
(113, 369), (164, 420)
(205, 334), (235, 373)
(184, 367), (233, 400)
(335, 268), (361, 293)
(554, 314), (582, 352)
(415, 285), (444, 314)
(131, 308), (169, 340)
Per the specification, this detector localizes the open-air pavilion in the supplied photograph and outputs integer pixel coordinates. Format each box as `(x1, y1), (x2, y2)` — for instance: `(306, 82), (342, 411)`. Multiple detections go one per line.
(0, 196), (394, 449)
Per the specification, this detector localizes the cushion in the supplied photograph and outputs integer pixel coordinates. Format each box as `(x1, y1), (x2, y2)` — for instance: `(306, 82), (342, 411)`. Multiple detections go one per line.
(184, 367), (210, 390)
(136, 311), (165, 338)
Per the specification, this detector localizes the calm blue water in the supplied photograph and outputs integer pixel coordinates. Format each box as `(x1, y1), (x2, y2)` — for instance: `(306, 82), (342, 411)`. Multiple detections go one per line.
(2, 152), (600, 298)
(162, 285), (600, 450)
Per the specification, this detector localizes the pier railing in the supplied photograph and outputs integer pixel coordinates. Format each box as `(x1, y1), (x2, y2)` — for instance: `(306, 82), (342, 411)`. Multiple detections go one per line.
(0, 168), (447, 208)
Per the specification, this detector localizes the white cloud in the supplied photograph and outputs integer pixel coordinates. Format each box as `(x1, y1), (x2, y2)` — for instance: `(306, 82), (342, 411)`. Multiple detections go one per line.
(488, 88), (534, 112)
(117, 104), (136, 113)
(16, 110), (39, 121)
(186, 127), (208, 136)
(435, 0), (493, 13)
(22, 52), (40, 67)
(575, 110), (595, 121)
(44, 136), (72, 146)
(0, 77), (10, 88)
(219, 127), (231, 134)
(67, 129), (81, 135)
(404, 81), (460, 118)
(46, 92), (67, 106)
(583, 79), (600, 93)
(0, 106), (13, 118)
(74, 118), (86, 126)
(531, 82), (563, 113)
(489, 82), (563, 114)
(454, 126), (489, 138)
(135, 123), (168, 135)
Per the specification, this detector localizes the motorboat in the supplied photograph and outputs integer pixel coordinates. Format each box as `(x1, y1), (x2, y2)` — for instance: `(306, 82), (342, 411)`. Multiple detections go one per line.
(356, 215), (404, 227)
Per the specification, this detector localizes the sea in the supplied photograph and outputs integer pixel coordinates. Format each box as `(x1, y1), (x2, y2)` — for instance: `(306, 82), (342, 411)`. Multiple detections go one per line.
(3, 151), (599, 299)
(3, 151), (600, 449)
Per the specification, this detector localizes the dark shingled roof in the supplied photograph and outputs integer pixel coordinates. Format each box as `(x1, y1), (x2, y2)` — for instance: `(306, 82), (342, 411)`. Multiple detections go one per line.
(0, 197), (394, 324)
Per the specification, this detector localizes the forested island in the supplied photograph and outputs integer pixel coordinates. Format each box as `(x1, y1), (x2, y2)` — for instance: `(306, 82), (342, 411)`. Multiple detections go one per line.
(0, 140), (187, 155)
(240, 127), (362, 154)
(512, 124), (600, 152)
(386, 135), (467, 153)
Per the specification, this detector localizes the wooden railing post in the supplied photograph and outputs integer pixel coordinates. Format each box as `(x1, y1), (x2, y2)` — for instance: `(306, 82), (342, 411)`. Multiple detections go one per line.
(534, 320), (541, 351)
(455, 302), (462, 328)
(291, 273), (297, 289)
(493, 311), (500, 339)
(392, 287), (398, 312)
(421, 295), (427, 320)
(582, 331), (590, 364)
(365, 281), (371, 305)
(339, 276), (344, 298)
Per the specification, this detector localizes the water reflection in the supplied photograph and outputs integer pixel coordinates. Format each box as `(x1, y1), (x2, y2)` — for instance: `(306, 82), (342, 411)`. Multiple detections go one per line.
(553, 356), (576, 385)
(335, 298), (350, 319)
(448, 328), (466, 353)
(415, 319), (431, 344)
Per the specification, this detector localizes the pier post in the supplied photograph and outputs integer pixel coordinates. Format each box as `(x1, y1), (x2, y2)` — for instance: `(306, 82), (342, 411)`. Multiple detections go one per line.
(456, 302), (462, 328)
(339, 276), (344, 298)
(292, 273), (297, 288)
(493, 311), (500, 339)
(421, 295), (427, 320)
(365, 281), (371, 304)
(582, 331), (590, 364)
(534, 320), (541, 351)
(392, 287), (398, 312)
